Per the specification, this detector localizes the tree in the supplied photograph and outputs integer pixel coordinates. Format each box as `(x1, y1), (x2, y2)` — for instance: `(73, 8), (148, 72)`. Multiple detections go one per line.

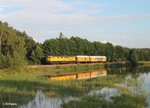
(0, 21), (28, 70)
(114, 45), (125, 61)
(59, 32), (64, 39)
(128, 49), (138, 66)
(43, 39), (60, 55)
(0, 53), (7, 69)
(0, 21), (3, 52)
(93, 42), (105, 56)
(15, 30), (36, 62)
(105, 42), (114, 62)
(29, 45), (44, 64)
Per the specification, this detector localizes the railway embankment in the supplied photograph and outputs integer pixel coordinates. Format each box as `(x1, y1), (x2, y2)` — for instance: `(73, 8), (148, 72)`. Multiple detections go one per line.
(28, 62), (128, 68)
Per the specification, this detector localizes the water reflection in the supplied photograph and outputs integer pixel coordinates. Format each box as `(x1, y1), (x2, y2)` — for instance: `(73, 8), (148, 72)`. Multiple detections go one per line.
(88, 87), (121, 100)
(48, 69), (107, 81)
(19, 68), (150, 108)
(20, 91), (62, 108)
(123, 73), (150, 108)
(125, 72), (150, 93)
(20, 87), (121, 108)
(147, 97), (150, 108)
(139, 73), (150, 92)
(2, 66), (150, 108)
(109, 66), (150, 108)
(19, 91), (79, 108)
(138, 73), (150, 108)
(108, 66), (150, 75)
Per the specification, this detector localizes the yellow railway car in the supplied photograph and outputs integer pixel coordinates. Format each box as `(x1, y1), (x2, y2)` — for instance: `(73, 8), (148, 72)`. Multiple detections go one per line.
(46, 55), (107, 64)
(89, 56), (107, 63)
(46, 56), (76, 64)
(76, 56), (90, 63)
(89, 56), (100, 62)
(99, 56), (107, 62)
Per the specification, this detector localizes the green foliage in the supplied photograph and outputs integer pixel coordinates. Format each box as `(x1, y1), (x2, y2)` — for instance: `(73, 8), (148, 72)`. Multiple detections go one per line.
(0, 53), (7, 69)
(114, 45), (125, 61)
(29, 45), (44, 64)
(105, 42), (114, 61)
(92, 41), (105, 56)
(11, 42), (26, 69)
(15, 30), (37, 63)
(0, 21), (30, 70)
(43, 36), (106, 56)
(128, 49), (138, 66)
(42, 35), (150, 63)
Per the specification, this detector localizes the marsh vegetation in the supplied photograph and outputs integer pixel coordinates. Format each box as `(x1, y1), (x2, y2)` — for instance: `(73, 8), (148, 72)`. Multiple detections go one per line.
(0, 65), (150, 108)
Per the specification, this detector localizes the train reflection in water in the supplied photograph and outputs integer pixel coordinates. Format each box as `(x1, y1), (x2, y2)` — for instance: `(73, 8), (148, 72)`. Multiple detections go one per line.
(47, 69), (107, 81)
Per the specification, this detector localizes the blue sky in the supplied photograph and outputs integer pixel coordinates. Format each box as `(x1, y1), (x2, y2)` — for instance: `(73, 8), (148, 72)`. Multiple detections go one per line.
(0, 0), (150, 48)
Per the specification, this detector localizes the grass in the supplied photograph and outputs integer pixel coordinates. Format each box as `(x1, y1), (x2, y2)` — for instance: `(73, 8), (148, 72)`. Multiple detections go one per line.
(29, 63), (105, 76)
(0, 63), (149, 108)
(63, 94), (147, 108)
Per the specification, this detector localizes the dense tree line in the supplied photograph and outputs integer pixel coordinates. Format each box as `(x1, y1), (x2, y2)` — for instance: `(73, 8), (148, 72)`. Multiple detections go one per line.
(42, 33), (150, 65)
(0, 21), (43, 69)
(0, 22), (150, 69)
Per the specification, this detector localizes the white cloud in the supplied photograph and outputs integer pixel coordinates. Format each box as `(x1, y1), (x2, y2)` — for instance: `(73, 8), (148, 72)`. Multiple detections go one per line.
(0, 0), (150, 48)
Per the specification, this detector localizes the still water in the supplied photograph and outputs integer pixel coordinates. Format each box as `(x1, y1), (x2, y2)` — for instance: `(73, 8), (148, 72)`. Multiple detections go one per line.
(20, 66), (150, 108)
(1, 66), (150, 108)
(109, 66), (150, 108)
(108, 66), (150, 92)
(19, 87), (121, 108)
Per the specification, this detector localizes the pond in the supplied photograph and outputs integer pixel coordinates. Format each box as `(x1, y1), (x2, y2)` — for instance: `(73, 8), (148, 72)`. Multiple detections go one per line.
(0, 66), (150, 108)
(20, 66), (150, 108)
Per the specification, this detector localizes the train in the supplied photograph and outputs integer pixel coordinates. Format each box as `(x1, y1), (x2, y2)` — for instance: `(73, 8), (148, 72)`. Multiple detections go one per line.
(46, 55), (107, 64)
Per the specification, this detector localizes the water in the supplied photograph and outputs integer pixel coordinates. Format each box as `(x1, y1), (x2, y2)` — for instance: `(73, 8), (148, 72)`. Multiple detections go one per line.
(139, 72), (150, 92)
(19, 91), (79, 108)
(20, 70), (150, 108)
(108, 66), (150, 75)
(109, 67), (150, 91)
(110, 67), (150, 108)
(48, 69), (107, 81)
(138, 72), (150, 108)
(88, 87), (121, 100)
(1, 66), (150, 108)
(19, 88), (121, 108)
(19, 91), (62, 108)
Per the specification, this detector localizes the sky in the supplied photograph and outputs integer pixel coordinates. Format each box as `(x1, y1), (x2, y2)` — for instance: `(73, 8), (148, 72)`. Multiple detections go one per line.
(0, 0), (150, 48)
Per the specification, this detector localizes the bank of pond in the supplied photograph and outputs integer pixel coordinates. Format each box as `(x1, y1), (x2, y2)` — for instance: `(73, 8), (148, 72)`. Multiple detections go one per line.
(0, 64), (150, 108)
